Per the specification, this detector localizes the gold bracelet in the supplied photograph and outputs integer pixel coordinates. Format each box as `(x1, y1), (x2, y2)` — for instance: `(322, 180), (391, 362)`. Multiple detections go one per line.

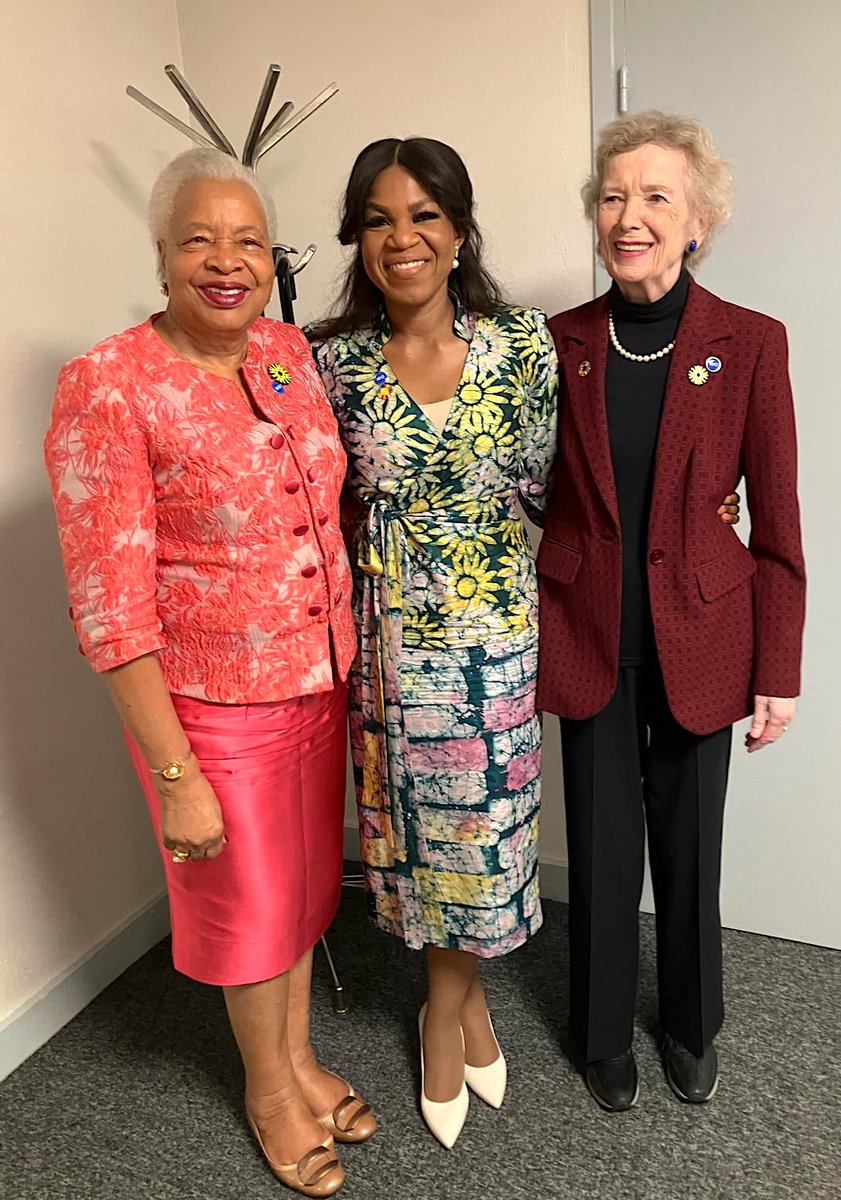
(150, 750), (193, 782)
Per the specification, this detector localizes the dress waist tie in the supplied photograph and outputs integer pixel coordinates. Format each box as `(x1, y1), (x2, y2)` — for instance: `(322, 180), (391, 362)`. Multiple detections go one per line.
(354, 500), (514, 864)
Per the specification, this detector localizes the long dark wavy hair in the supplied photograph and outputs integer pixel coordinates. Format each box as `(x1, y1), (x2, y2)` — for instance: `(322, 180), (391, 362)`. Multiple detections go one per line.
(308, 137), (506, 340)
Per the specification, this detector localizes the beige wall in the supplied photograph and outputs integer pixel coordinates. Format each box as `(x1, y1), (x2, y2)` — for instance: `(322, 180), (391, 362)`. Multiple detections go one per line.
(177, 0), (593, 323)
(177, 0), (595, 871)
(0, 0), (185, 1026)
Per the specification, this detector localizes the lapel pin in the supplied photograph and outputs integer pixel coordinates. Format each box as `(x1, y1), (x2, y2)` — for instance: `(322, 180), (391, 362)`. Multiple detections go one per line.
(688, 364), (710, 386)
(578, 361), (591, 377)
(268, 363), (292, 394)
(705, 355), (722, 373)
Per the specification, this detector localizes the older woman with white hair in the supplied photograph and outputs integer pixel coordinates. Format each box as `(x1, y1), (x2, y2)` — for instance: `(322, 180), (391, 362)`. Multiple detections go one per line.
(44, 148), (375, 1196)
(537, 112), (805, 1112)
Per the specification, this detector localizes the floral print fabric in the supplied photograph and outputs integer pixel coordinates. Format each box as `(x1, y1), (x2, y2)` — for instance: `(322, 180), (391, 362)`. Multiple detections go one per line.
(45, 317), (356, 704)
(314, 304), (558, 956)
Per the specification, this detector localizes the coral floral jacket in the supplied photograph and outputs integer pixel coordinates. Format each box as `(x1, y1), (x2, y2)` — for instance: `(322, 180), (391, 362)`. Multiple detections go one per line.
(45, 316), (356, 704)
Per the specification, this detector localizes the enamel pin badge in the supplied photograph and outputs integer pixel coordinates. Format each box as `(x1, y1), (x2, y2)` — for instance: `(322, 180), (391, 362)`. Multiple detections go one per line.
(267, 363), (292, 393)
(689, 355), (724, 386)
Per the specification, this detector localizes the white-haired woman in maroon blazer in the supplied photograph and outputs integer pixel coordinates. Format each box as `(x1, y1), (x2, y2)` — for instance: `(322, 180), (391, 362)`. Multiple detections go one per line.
(537, 112), (805, 1113)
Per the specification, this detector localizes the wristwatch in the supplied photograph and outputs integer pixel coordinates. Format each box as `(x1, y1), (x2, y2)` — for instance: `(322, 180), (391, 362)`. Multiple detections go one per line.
(150, 750), (192, 782)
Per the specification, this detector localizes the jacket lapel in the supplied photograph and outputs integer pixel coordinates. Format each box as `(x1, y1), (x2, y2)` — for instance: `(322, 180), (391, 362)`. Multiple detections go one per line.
(649, 280), (734, 520)
(560, 294), (620, 528)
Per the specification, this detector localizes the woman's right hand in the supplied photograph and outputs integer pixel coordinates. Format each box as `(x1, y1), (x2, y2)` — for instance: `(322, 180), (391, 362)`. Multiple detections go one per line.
(157, 759), (226, 861)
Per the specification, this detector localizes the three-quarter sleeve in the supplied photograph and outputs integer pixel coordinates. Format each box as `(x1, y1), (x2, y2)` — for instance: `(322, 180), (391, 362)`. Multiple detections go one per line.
(44, 355), (165, 671)
(739, 320), (806, 698)
(518, 308), (559, 527)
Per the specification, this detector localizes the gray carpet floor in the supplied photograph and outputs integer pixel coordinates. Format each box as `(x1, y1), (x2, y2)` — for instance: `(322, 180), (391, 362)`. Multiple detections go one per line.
(1, 885), (839, 1200)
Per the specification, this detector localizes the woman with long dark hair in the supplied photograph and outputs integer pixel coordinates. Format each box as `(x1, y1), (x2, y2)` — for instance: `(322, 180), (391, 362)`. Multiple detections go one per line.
(309, 136), (740, 1144)
(309, 138), (557, 1147)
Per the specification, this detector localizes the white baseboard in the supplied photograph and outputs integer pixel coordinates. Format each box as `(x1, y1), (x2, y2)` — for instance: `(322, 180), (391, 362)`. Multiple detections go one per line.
(342, 823), (570, 903)
(1, 831), (566, 1084)
(0, 891), (170, 1083)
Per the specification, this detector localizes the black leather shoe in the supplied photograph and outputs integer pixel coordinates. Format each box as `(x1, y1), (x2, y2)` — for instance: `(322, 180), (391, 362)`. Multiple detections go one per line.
(661, 1034), (719, 1103)
(585, 1050), (639, 1112)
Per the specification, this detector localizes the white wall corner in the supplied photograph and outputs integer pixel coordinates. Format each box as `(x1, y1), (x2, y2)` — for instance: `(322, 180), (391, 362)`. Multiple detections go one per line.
(1, 835), (568, 1084)
(0, 892), (170, 1084)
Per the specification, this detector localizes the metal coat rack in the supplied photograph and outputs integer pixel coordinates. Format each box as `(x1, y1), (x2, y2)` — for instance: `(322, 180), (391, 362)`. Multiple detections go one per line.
(127, 63), (336, 324)
(128, 63), (364, 1014)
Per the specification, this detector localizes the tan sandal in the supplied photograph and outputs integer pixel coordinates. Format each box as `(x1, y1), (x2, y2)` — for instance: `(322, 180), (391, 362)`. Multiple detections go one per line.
(317, 1073), (377, 1144)
(246, 1110), (345, 1197)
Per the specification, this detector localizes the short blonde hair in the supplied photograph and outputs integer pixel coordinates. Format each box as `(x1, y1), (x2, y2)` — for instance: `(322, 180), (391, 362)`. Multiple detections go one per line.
(582, 111), (733, 267)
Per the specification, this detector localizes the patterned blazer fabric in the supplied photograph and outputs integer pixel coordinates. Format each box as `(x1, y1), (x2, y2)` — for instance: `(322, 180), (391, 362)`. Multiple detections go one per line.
(45, 317), (356, 704)
(537, 280), (806, 735)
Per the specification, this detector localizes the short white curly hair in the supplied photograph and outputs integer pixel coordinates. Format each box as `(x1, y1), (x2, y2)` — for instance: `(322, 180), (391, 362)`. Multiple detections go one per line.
(582, 111), (734, 268)
(148, 148), (277, 275)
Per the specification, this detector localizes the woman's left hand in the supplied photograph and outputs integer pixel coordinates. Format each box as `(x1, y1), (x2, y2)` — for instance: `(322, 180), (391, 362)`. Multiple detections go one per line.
(745, 696), (796, 751)
(718, 493), (741, 524)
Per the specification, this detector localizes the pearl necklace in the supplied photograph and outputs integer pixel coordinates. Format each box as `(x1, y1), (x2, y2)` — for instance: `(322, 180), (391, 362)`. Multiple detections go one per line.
(608, 313), (675, 363)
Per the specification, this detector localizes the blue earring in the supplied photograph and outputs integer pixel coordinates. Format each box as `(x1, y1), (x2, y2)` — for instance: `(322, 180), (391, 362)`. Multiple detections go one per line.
(687, 239), (698, 254)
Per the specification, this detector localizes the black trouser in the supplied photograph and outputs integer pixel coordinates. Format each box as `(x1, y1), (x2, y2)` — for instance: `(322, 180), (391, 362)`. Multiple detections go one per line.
(560, 664), (732, 1062)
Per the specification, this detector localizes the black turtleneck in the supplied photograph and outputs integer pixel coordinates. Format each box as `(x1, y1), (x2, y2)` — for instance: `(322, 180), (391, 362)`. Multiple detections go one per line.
(606, 270), (690, 664)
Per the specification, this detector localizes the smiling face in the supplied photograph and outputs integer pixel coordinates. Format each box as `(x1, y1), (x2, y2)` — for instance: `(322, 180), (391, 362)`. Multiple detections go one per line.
(157, 177), (275, 343)
(359, 163), (461, 313)
(596, 143), (708, 302)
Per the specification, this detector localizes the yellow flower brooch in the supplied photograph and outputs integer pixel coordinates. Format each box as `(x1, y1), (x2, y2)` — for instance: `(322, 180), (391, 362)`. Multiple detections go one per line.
(267, 363), (292, 393)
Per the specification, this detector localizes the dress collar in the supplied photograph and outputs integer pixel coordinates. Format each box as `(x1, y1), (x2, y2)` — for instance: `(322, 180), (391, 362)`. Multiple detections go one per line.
(372, 293), (476, 344)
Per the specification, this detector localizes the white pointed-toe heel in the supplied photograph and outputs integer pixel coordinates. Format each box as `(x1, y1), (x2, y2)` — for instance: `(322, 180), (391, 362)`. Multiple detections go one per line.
(463, 1012), (507, 1109)
(418, 1003), (469, 1149)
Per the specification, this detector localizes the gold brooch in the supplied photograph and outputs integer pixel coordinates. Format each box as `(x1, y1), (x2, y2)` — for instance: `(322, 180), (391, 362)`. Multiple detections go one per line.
(688, 364), (710, 386)
(578, 361), (591, 377)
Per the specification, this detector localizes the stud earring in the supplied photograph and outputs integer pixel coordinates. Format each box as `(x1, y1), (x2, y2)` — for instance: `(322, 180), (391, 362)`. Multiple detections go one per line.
(687, 239), (698, 254)
(452, 245), (461, 270)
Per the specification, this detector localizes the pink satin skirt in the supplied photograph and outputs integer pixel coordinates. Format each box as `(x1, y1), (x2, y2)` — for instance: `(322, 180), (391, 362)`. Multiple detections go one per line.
(127, 683), (348, 986)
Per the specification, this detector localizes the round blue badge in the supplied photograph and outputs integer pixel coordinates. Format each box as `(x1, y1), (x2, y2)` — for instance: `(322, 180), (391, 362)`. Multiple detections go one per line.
(272, 382), (285, 394)
(374, 371), (387, 385)
(705, 356), (722, 373)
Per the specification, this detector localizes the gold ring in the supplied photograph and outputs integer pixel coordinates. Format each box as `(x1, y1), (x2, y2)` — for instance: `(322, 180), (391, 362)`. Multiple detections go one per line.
(171, 848), (190, 863)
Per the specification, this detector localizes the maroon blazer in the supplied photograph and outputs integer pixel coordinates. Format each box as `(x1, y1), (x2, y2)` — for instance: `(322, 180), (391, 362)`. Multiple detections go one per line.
(536, 279), (806, 735)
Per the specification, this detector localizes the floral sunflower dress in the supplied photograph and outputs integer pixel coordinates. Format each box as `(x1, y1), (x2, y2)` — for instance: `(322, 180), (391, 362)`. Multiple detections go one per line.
(312, 303), (558, 956)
